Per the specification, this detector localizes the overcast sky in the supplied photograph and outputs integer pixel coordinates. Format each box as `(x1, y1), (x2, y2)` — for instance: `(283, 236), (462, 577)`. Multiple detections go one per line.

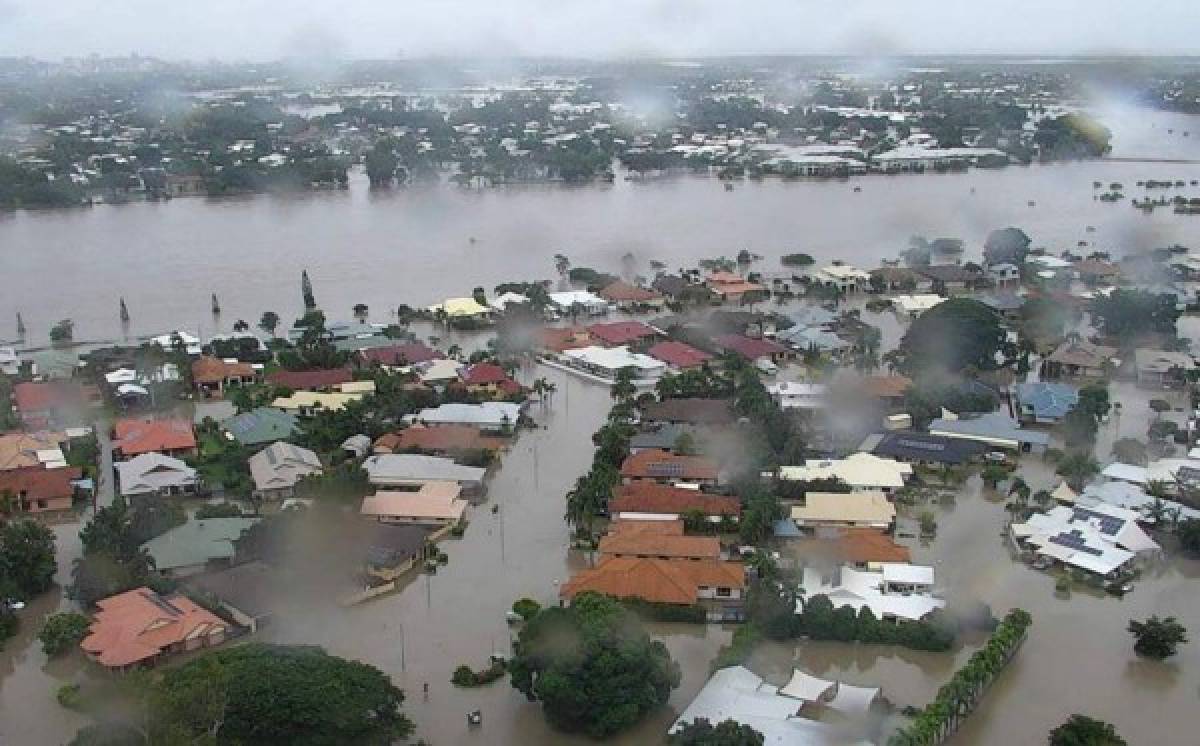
(0, 0), (1196, 61)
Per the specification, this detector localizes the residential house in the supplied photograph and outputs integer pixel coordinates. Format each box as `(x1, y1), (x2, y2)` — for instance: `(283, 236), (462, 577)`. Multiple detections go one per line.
(978, 291), (1024, 321)
(548, 290), (610, 317)
(248, 442), (323, 501)
(1074, 259), (1122, 286)
(112, 418), (196, 460)
(221, 407), (301, 448)
(149, 330), (202, 356)
(586, 321), (662, 349)
(1011, 503), (1159, 578)
(560, 556), (745, 614)
(141, 517), (260, 577)
(651, 274), (698, 303)
(799, 564), (944, 623)
(598, 532), (721, 561)
(0, 346), (23, 376)
(1043, 339), (1117, 380)
(265, 367), (354, 391)
(341, 434), (372, 459)
(372, 425), (506, 456)
(816, 264), (870, 293)
(641, 398), (736, 425)
(115, 453), (200, 500)
(779, 452), (913, 494)
(358, 523), (432, 581)
(860, 375), (912, 409)
(1135, 348), (1196, 388)
(561, 345), (668, 382)
(186, 561), (277, 634)
(782, 527), (911, 569)
(362, 454), (486, 495)
(610, 482), (741, 523)
(458, 362), (521, 398)
(669, 666), (880, 745)
(271, 390), (364, 416)
(408, 401), (521, 432)
(619, 449), (719, 486)
(357, 343), (442, 369)
(712, 334), (788, 363)
(789, 492), (896, 531)
(860, 431), (986, 466)
(705, 271), (767, 303)
(13, 381), (84, 429)
(986, 262), (1020, 288)
(597, 281), (665, 310)
(1014, 382), (1079, 424)
(915, 264), (980, 294)
(539, 326), (593, 353)
(81, 587), (229, 670)
(0, 465), (81, 517)
(776, 325), (850, 357)
(628, 424), (699, 454)
(360, 482), (468, 526)
(892, 294), (946, 318)
(768, 381), (827, 411)
(870, 267), (930, 293)
(416, 358), (466, 385)
(928, 412), (1050, 452)
(191, 356), (256, 396)
(0, 431), (68, 472)
(646, 340), (712, 370)
(428, 297), (492, 322)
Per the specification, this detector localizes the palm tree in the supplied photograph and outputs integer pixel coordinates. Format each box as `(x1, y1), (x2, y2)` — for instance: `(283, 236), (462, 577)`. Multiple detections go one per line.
(1056, 451), (1099, 490)
(1032, 489), (1053, 509)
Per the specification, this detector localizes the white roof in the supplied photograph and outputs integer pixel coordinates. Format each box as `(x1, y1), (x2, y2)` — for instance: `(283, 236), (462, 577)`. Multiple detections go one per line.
(363, 454), (486, 485)
(827, 683), (880, 717)
(1102, 462), (1147, 485)
(1013, 503), (1156, 575)
(416, 358), (464, 383)
(800, 566), (944, 622)
(410, 401), (520, 428)
(881, 563), (934, 585)
(248, 442), (323, 492)
(778, 670), (834, 702)
(780, 452), (912, 490)
(548, 290), (607, 308)
(818, 264), (870, 281)
(790, 492), (896, 527)
(893, 294), (946, 314)
(105, 368), (138, 384)
(115, 452), (198, 496)
(489, 292), (530, 311)
(562, 345), (667, 374)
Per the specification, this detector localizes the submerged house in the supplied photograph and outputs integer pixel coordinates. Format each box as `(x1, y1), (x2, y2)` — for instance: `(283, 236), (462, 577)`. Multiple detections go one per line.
(81, 587), (230, 671)
(1013, 382), (1079, 424)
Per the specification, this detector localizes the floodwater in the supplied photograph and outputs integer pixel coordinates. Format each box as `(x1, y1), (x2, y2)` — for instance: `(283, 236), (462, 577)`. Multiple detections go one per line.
(2, 106), (1200, 348)
(4, 104), (1200, 745)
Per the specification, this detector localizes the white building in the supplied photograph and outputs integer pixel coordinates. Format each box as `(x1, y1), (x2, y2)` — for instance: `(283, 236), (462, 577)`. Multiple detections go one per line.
(547, 291), (611, 317)
(407, 401), (521, 431)
(816, 264), (870, 293)
(1012, 503), (1159, 578)
(560, 345), (667, 383)
(799, 563), (945, 623)
(893, 293), (946, 318)
(767, 381), (827, 411)
(779, 452), (913, 493)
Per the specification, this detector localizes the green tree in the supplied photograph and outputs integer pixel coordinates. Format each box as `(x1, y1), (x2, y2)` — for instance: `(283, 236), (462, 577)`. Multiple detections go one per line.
(50, 318), (75, 344)
(1056, 452), (1100, 490)
(509, 593), (681, 738)
(889, 298), (1006, 375)
(1111, 438), (1147, 466)
(364, 138), (400, 187)
(301, 270), (316, 311)
(983, 227), (1031, 266)
(1048, 715), (1127, 746)
(1090, 289), (1179, 341)
(1128, 616), (1188, 660)
(39, 612), (92, 656)
(0, 519), (57, 598)
(259, 311), (281, 337)
(1178, 519), (1200, 555)
(669, 718), (765, 745)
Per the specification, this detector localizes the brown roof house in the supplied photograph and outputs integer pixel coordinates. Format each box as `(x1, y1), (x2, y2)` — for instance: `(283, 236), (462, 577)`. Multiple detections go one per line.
(597, 281), (665, 310)
(112, 418), (197, 460)
(191, 356), (257, 396)
(81, 587), (230, 670)
(561, 557), (746, 619)
(619, 449), (719, 486)
(0, 465), (81, 517)
(610, 483), (740, 523)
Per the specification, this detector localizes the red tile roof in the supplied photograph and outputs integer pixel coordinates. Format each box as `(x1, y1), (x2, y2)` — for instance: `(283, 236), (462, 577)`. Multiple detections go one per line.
(0, 465), (82, 504)
(586, 321), (661, 347)
(804, 528), (912, 565)
(459, 362), (510, 386)
(646, 341), (712, 369)
(713, 334), (787, 361)
(539, 326), (593, 352)
(619, 449), (719, 481)
(598, 532), (721, 560)
(81, 587), (229, 668)
(266, 367), (354, 391)
(560, 557), (744, 605)
(374, 424), (507, 454)
(610, 483), (741, 517)
(13, 382), (75, 413)
(358, 343), (442, 367)
(113, 418), (196, 457)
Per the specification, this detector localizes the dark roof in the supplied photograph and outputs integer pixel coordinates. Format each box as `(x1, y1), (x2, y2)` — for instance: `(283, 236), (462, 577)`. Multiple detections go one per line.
(712, 334), (786, 361)
(358, 343), (442, 367)
(629, 423), (696, 451)
(642, 398), (736, 425)
(651, 275), (689, 297)
(186, 561), (278, 619)
(359, 523), (431, 568)
(646, 340), (712, 369)
(866, 431), (987, 465)
(266, 367), (354, 390)
(916, 265), (981, 284)
(587, 321), (661, 347)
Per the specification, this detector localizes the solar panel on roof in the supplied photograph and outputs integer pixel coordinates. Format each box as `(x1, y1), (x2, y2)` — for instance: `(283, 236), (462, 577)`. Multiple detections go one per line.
(648, 462), (685, 477)
(895, 438), (946, 452)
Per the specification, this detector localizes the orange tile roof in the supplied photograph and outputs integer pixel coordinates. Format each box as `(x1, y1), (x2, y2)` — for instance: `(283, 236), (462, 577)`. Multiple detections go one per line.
(80, 587), (228, 668)
(560, 557), (744, 605)
(598, 533), (721, 560)
(804, 528), (912, 565)
(609, 519), (685, 535)
(191, 356), (255, 384)
(0, 431), (68, 471)
(611, 483), (741, 516)
(373, 425), (506, 454)
(539, 326), (593, 352)
(598, 281), (663, 303)
(0, 465), (82, 505)
(862, 375), (913, 399)
(619, 449), (719, 481)
(113, 418), (196, 456)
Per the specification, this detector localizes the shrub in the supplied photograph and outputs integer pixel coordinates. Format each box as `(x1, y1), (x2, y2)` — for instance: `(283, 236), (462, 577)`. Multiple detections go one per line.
(39, 612), (92, 656)
(511, 598), (541, 621)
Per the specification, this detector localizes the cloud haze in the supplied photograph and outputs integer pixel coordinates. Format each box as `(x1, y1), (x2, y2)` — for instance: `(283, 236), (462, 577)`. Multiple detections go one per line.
(0, 0), (1196, 60)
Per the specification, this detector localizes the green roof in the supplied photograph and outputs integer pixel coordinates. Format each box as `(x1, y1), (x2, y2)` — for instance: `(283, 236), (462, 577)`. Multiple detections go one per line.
(222, 407), (300, 446)
(141, 517), (260, 571)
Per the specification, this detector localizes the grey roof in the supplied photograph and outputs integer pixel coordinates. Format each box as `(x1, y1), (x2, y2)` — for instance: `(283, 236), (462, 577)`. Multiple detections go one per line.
(248, 441), (323, 492)
(222, 407), (300, 446)
(141, 517), (260, 571)
(1015, 382), (1079, 420)
(776, 325), (849, 351)
(865, 430), (987, 465)
(186, 560), (278, 619)
(788, 306), (837, 328)
(333, 335), (402, 353)
(363, 454), (486, 485)
(629, 423), (696, 451)
(410, 402), (520, 429)
(360, 523), (431, 568)
(929, 412), (1050, 447)
(115, 452), (199, 496)
(978, 292), (1024, 312)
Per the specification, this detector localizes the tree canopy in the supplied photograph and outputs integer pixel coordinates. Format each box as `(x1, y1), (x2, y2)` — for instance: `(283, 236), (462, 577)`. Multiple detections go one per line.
(983, 227), (1031, 266)
(888, 298), (1007, 375)
(0, 518), (57, 599)
(669, 718), (765, 745)
(1090, 289), (1179, 342)
(1048, 714), (1127, 746)
(1128, 615), (1188, 660)
(509, 592), (681, 737)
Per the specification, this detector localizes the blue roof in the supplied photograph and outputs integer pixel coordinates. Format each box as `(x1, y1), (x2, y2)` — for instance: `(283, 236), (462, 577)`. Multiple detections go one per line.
(777, 326), (848, 351)
(1015, 382), (1079, 420)
(773, 518), (803, 538)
